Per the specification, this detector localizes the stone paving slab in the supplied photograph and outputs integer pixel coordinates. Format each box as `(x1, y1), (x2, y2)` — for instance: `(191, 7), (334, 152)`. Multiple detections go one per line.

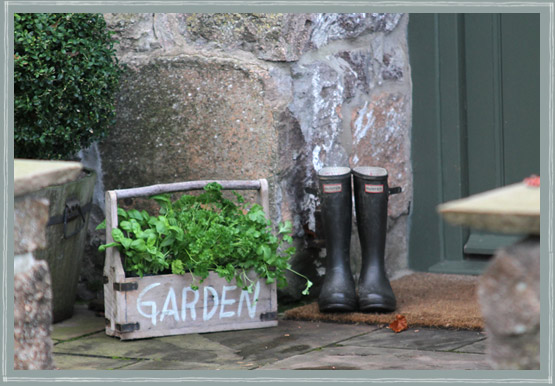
(52, 304), (105, 342)
(204, 320), (379, 366)
(338, 326), (487, 352)
(53, 331), (243, 368)
(258, 345), (492, 370)
(54, 354), (140, 370)
(51, 307), (491, 371)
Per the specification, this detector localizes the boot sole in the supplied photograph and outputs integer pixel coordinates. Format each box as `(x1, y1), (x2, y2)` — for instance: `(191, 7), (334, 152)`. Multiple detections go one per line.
(358, 303), (395, 313)
(319, 303), (357, 313)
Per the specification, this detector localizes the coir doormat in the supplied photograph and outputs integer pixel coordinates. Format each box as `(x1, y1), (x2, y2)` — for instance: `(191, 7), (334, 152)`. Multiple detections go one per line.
(284, 272), (484, 330)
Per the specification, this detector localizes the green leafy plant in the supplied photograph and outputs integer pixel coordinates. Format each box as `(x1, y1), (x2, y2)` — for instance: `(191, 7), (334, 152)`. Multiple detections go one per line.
(98, 183), (312, 295)
(14, 13), (122, 160)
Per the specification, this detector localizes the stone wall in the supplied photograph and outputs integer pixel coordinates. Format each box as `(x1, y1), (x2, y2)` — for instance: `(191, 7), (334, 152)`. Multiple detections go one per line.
(82, 13), (412, 302)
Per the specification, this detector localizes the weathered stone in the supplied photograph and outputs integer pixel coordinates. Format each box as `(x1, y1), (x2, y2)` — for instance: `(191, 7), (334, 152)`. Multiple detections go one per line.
(336, 49), (374, 99)
(289, 59), (350, 174)
(477, 237), (540, 369)
(103, 13), (184, 59)
(12, 160), (82, 370)
(382, 50), (405, 80)
(94, 12), (412, 303)
(310, 13), (403, 49)
(14, 259), (54, 370)
(180, 13), (313, 62)
(14, 197), (49, 255)
(104, 13), (313, 63)
(349, 92), (412, 219)
(100, 52), (283, 198)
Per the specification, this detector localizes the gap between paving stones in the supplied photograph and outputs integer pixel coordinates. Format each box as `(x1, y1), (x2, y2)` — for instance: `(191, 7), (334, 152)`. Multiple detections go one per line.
(449, 337), (488, 353)
(53, 329), (106, 345)
(328, 326), (487, 353)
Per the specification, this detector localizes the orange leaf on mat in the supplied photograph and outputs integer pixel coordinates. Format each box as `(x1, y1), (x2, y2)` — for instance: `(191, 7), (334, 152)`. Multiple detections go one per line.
(389, 314), (408, 333)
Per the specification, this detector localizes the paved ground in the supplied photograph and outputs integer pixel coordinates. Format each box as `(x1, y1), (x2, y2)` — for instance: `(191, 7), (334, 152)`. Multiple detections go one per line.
(52, 303), (491, 371)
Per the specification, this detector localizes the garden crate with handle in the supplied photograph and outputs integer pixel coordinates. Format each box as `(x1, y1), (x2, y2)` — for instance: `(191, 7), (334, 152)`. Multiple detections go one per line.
(103, 179), (277, 340)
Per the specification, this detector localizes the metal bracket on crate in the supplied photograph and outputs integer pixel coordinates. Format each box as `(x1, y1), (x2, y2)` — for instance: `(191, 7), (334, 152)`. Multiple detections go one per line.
(260, 312), (278, 321)
(115, 322), (140, 333)
(113, 282), (138, 292)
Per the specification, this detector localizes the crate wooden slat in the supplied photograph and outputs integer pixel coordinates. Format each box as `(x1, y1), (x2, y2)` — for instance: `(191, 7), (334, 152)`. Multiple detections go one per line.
(103, 179), (277, 340)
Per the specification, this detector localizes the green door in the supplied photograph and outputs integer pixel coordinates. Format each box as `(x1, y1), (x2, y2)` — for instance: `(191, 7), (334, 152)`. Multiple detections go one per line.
(408, 14), (540, 274)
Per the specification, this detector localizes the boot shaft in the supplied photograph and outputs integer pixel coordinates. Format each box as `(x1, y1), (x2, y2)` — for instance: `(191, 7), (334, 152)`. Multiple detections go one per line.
(353, 166), (401, 312)
(317, 167), (352, 267)
(352, 166), (389, 266)
(317, 167), (357, 312)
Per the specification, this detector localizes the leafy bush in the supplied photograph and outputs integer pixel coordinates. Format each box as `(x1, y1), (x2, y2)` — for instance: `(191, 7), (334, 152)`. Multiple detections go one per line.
(14, 13), (122, 160)
(98, 183), (312, 295)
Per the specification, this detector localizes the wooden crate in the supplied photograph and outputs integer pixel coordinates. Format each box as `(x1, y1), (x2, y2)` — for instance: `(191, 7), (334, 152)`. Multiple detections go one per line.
(103, 179), (278, 340)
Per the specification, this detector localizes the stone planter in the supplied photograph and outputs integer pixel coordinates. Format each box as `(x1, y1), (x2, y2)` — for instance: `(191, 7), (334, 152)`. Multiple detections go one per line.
(438, 181), (540, 369)
(102, 179), (278, 340)
(30, 168), (96, 323)
(14, 159), (84, 369)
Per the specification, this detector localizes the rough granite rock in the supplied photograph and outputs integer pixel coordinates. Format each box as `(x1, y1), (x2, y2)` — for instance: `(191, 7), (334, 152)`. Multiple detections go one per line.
(310, 13), (403, 49)
(104, 13), (313, 63)
(14, 259), (54, 370)
(14, 197), (49, 255)
(477, 237), (540, 369)
(349, 92), (412, 219)
(103, 13), (181, 58)
(180, 13), (313, 62)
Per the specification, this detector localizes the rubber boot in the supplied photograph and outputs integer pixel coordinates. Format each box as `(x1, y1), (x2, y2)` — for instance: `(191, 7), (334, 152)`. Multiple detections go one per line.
(352, 166), (402, 313)
(317, 166), (357, 313)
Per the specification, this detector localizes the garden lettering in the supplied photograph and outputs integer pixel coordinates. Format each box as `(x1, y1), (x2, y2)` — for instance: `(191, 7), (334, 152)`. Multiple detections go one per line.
(136, 280), (261, 326)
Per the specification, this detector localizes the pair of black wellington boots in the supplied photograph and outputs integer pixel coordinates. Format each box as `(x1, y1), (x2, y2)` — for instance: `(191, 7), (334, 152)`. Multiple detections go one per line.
(317, 166), (402, 313)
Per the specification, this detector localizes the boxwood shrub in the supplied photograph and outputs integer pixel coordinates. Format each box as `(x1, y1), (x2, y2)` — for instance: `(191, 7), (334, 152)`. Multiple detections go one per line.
(14, 13), (122, 160)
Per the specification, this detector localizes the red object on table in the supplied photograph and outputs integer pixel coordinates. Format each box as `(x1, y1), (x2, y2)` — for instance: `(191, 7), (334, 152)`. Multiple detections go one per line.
(524, 175), (540, 187)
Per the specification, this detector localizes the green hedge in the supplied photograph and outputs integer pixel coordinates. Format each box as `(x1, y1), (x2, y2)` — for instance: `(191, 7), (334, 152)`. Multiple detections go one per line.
(14, 13), (122, 160)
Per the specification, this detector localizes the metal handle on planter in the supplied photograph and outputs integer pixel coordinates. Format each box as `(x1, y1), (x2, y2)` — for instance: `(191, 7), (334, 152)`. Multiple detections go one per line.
(47, 198), (89, 239)
(62, 198), (86, 239)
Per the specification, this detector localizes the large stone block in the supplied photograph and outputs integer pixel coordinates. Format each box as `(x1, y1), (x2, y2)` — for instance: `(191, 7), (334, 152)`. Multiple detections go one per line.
(14, 259), (54, 370)
(99, 50), (286, 217)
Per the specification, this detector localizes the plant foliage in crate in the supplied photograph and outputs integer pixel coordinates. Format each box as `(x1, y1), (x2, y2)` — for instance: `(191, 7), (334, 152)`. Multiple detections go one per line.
(98, 182), (312, 295)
